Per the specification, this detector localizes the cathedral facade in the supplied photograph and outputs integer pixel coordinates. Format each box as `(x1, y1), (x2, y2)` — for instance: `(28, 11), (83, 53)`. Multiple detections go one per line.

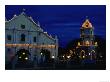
(5, 12), (58, 65)
(76, 19), (98, 60)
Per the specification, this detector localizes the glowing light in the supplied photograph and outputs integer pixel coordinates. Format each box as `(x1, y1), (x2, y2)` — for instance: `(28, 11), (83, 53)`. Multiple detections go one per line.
(19, 56), (21, 59)
(63, 56), (64, 58)
(67, 56), (71, 59)
(82, 19), (93, 28)
(78, 42), (80, 46)
(40, 53), (43, 55)
(22, 52), (25, 55)
(85, 41), (89, 45)
(89, 53), (91, 55)
(25, 57), (28, 60)
(52, 56), (55, 59)
(100, 56), (103, 58)
(95, 42), (98, 46)
(5, 44), (56, 48)
(83, 56), (85, 58)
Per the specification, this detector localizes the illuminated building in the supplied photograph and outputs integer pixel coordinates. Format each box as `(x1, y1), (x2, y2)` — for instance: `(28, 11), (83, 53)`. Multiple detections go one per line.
(5, 11), (58, 64)
(76, 18), (98, 60)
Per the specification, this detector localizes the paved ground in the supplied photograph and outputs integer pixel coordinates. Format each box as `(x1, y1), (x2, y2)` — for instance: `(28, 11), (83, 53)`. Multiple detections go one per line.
(5, 59), (106, 70)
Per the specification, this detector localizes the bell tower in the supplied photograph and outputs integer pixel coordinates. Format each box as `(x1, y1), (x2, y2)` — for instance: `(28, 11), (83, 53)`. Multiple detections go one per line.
(77, 18), (98, 60)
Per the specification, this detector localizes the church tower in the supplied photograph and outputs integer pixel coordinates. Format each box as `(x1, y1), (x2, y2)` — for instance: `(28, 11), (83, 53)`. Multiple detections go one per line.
(77, 18), (98, 60)
(80, 19), (94, 46)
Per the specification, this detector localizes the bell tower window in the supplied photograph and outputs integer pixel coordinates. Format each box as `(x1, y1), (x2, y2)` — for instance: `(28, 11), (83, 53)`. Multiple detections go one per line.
(33, 37), (36, 42)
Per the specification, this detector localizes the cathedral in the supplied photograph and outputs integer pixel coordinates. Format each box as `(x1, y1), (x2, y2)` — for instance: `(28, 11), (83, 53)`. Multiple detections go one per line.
(5, 12), (58, 66)
(76, 19), (98, 60)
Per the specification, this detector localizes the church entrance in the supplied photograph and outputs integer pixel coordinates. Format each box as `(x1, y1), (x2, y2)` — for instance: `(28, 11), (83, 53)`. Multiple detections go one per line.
(16, 49), (30, 62)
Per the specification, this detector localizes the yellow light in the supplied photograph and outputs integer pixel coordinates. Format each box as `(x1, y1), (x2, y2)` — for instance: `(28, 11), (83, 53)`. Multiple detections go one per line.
(78, 42), (80, 46)
(95, 42), (98, 46)
(25, 57), (28, 60)
(85, 41), (89, 45)
(23, 52), (25, 55)
(67, 56), (71, 59)
(83, 56), (85, 58)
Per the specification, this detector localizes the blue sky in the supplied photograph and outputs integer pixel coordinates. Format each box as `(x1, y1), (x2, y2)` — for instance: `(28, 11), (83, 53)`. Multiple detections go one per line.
(5, 5), (106, 47)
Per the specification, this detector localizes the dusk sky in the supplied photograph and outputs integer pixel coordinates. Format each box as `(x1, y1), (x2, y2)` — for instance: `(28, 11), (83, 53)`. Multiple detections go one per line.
(5, 5), (106, 47)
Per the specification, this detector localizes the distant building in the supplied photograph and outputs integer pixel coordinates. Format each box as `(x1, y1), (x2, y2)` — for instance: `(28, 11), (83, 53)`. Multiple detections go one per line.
(76, 19), (98, 60)
(5, 12), (58, 65)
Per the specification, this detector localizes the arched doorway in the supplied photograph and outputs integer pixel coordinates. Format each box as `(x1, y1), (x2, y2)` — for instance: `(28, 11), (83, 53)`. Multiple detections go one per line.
(40, 49), (51, 62)
(90, 50), (96, 60)
(80, 50), (85, 59)
(16, 49), (30, 62)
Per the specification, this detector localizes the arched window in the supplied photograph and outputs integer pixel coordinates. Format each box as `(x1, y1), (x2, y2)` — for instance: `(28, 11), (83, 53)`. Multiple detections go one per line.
(7, 35), (11, 40)
(21, 34), (25, 41)
(33, 36), (36, 42)
(80, 50), (85, 59)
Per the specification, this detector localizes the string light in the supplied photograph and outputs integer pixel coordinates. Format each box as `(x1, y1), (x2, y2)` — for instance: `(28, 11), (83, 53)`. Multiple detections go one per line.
(19, 56), (21, 59)
(22, 52), (25, 55)
(5, 44), (56, 48)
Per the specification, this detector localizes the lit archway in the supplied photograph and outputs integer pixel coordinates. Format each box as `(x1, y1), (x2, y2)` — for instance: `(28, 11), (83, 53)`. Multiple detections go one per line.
(80, 50), (85, 59)
(90, 50), (96, 60)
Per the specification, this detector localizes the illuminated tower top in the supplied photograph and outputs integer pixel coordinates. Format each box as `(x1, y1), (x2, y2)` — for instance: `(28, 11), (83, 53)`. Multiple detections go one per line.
(81, 19), (93, 28)
(80, 19), (94, 46)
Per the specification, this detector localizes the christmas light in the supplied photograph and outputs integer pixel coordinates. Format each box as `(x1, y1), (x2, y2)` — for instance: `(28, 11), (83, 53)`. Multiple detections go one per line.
(40, 53), (43, 55)
(83, 56), (85, 58)
(25, 57), (28, 60)
(67, 56), (71, 59)
(22, 52), (25, 55)
(52, 56), (55, 59)
(19, 56), (21, 59)
(5, 44), (56, 48)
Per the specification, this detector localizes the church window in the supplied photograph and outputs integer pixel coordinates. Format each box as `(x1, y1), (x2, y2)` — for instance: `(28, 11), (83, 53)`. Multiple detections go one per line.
(7, 48), (11, 52)
(38, 32), (41, 35)
(21, 24), (25, 29)
(21, 34), (25, 41)
(7, 35), (11, 40)
(33, 37), (36, 42)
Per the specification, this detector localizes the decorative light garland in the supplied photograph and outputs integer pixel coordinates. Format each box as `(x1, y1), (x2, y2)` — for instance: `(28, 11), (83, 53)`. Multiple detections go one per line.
(5, 44), (56, 48)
